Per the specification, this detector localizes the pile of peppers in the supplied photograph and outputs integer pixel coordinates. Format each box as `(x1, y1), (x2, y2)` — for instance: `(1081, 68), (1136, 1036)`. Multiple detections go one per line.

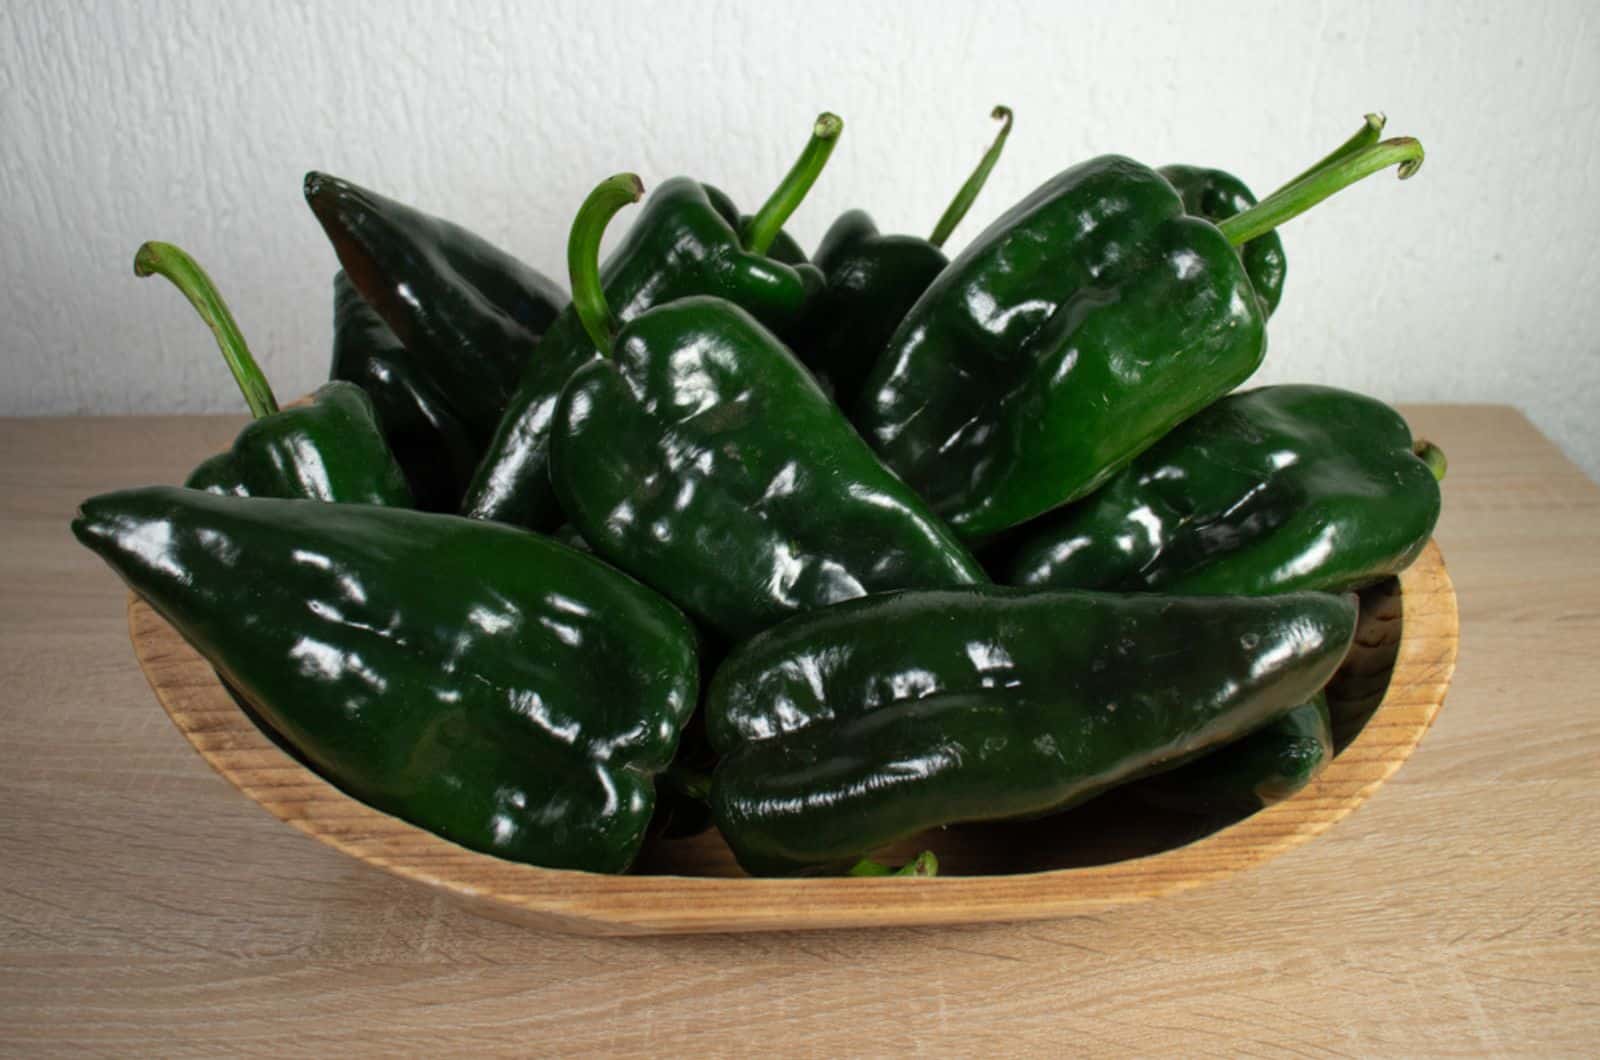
(76, 109), (1444, 877)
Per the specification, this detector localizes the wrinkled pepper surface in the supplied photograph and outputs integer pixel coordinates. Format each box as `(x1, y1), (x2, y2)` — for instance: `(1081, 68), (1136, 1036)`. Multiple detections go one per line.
(1159, 114), (1393, 318)
(134, 241), (411, 506)
(331, 271), (478, 511)
(706, 586), (1357, 875)
(73, 487), (699, 873)
(792, 106), (1012, 404)
(854, 122), (1424, 541)
(305, 171), (566, 436)
(1135, 693), (1333, 816)
(462, 114), (841, 532)
(998, 385), (1445, 595)
(1159, 164), (1286, 317)
(551, 175), (986, 643)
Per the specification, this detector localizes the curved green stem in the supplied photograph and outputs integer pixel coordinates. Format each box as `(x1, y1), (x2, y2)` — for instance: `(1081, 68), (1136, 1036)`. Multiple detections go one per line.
(1413, 439), (1448, 482)
(133, 241), (278, 419)
(1218, 136), (1424, 247)
(569, 173), (645, 356)
(848, 850), (939, 877)
(1274, 112), (1386, 193)
(740, 112), (844, 256)
(929, 105), (1014, 248)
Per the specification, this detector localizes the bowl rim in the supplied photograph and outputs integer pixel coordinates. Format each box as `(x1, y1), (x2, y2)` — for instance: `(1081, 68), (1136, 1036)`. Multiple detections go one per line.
(126, 540), (1457, 935)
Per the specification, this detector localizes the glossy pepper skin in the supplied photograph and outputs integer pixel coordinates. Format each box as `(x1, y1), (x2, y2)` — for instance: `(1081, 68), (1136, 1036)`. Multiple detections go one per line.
(854, 121), (1427, 543)
(706, 587), (1357, 875)
(1135, 693), (1332, 816)
(789, 210), (948, 404)
(789, 106), (1013, 406)
(73, 487), (699, 873)
(552, 296), (987, 643)
(185, 380), (412, 506)
(1159, 165), (1286, 316)
(998, 385), (1444, 596)
(854, 155), (1267, 541)
(330, 271), (478, 512)
(1155, 113), (1397, 323)
(461, 179), (825, 531)
(701, 184), (810, 267)
(304, 172), (567, 436)
(131, 241), (413, 508)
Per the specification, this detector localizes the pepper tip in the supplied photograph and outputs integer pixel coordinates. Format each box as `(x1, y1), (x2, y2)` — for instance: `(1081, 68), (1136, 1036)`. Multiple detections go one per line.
(1387, 137), (1424, 179)
(132, 241), (165, 278)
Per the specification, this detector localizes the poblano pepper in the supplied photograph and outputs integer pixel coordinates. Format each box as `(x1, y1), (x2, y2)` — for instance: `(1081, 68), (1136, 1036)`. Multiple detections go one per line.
(550, 175), (987, 643)
(1159, 114), (1391, 318)
(854, 118), (1425, 541)
(134, 242), (411, 506)
(706, 586), (1358, 875)
(1134, 693), (1333, 816)
(462, 114), (841, 532)
(72, 487), (699, 873)
(792, 106), (1013, 404)
(304, 171), (566, 437)
(700, 184), (810, 267)
(998, 385), (1446, 595)
(330, 271), (479, 512)
(1158, 165), (1286, 317)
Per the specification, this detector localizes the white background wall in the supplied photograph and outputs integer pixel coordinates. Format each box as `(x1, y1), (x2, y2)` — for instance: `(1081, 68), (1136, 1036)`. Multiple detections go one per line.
(4, 0), (1598, 479)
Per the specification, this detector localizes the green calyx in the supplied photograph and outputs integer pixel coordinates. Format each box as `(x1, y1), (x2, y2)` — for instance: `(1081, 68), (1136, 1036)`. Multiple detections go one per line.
(1414, 438), (1448, 481)
(1218, 118), (1424, 247)
(740, 112), (844, 256)
(568, 173), (646, 356)
(848, 850), (940, 877)
(929, 104), (1014, 248)
(134, 241), (279, 419)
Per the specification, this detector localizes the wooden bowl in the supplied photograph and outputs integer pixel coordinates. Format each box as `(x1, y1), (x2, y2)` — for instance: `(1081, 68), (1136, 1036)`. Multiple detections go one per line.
(127, 541), (1457, 935)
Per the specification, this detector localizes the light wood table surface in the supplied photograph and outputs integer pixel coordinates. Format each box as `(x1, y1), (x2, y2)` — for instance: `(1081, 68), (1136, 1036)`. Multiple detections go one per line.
(2, 406), (1596, 1055)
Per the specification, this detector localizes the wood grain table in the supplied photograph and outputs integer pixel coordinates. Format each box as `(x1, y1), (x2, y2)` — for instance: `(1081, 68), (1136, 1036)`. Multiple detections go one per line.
(2, 406), (1595, 1056)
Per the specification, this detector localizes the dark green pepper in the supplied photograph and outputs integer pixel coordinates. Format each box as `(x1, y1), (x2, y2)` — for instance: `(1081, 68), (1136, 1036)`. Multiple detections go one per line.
(304, 171), (566, 436)
(793, 106), (1012, 404)
(1159, 114), (1391, 319)
(999, 385), (1446, 595)
(461, 114), (841, 532)
(550, 175), (986, 643)
(134, 242), (411, 506)
(330, 271), (479, 512)
(73, 487), (699, 873)
(1158, 164), (1286, 317)
(701, 184), (810, 267)
(706, 586), (1357, 875)
(1134, 693), (1333, 816)
(854, 120), (1424, 541)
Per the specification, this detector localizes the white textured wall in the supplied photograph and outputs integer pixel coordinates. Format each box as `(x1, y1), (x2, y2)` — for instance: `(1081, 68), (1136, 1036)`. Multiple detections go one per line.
(4, 0), (1598, 478)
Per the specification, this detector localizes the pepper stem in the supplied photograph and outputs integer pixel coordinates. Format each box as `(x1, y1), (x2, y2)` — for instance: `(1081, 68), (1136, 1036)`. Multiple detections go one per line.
(848, 850), (940, 877)
(929, 105), (1014, 248)
(133, 241), (278, 419)
(1274, 112), (1387, 193)
(569, 173), (645, 356)
(740, 112), (844, 256)
(1217, 135), (1424, 248)
(1413, 439), (1448, 482)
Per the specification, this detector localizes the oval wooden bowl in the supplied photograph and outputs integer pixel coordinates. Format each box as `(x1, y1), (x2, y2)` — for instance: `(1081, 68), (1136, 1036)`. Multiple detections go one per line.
(127, 540), (1457, 935)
